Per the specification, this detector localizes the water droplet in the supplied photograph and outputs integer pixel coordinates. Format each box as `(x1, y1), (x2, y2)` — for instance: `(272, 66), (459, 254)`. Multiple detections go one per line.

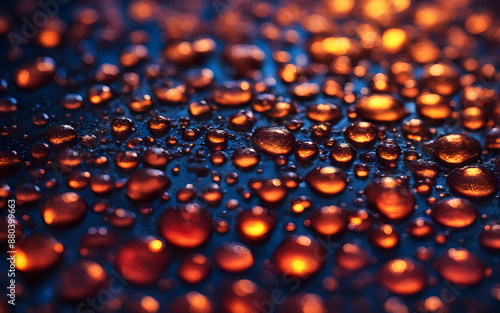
(378, 258), (427, 295)
(273, 235), (325, 278)
(434, 248), (489, 285)
(41, 192), (88, 227)
(447, 165), (498, 200)
(157, 203), (212, 249)
(431, 198), (478, 228)
(432, 134), (481, 167)
(115, 236), (169, 285)
(365, 177), (415, 219)
(126, 168), (171, 202)
(305, 167), (347, 196)
(252, 126), (295, 156)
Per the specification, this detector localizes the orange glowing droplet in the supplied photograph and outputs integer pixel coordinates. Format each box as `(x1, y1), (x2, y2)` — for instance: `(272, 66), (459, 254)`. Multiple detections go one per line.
(308, 205), (348, 237)
(236, 206), (277, 243)
(355, 95), (406, 123)
(273, 235), (326, 278)
(305, 166), (347, 196)
(378, 258), (427, 295)
(41, 192), (88, 227)
(434, 248), (490, 286)
(214, 242), (254, 273)
(365, 177), (415, 220)
(252, 126), (295, 156)
(178, 254), (211, 284)
(158, 203), (212, 249)
(431, 198), (478, 228)
(447, 166), (498, 200)
(115, 237), (169, 285)
(15, 233), (64, 272)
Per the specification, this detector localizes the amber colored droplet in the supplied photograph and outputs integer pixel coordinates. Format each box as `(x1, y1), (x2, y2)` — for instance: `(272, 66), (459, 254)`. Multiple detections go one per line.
(111, 117), (134, 137)
(479, 224), (500, 250)
(402, 119), (431, 141)
(415, 92), (453, 121)
(232, 148), (260, 170)
(126, 168), (171, 202)
(334, 242), (370, 272)
(143, 147), (169, 168)
(369, 224), (401, 249)
(461, 85), (497, 109)
(308, 205), (348, 236)
(322, 78), (344, 98)
(220, 280), (269, 313)
(254, 178), (288, 204)
(169, 291), (213, 313)
(189, 101), (212, 118)
(229, 110), (257, 131)
(404, 150), (420, 162)
(41, 192), (88, 227)
(446, 165), (498, 200)
(461, 107), (486, 130)
(185, 68), (214, 90)
(90, 174), (114, 195)
(431, 198), (478, 228)
(409, 159), (439, 181)
(422, 63), (460, 96)
(158, 203), (212, 249)
(273, 235), (326, 278)
(434, 248), (489, 286)
(119, 44), (150, 68)
(365, 177), (415, 220)
(377, 258), (427, 295)
(406, 218), (434, 239)
(205, 129), (228, 151)
(147, 115), (171, 137)
(330, 143), (356, 167)
(252, 126), (295, 156)
(115, 151), (139, 170)
(415, 296), (448, 313)
(177, 185), (197, 203)
(58, 260), (107, 301)
(295, 140), (319, 163)
(345, 121), (378, 147)
(88, 84), (113, 105)
(212, 81), (252, 106)
(354, 163), (370, 179)
(155, 83), (189, 103)
(306, 103), (341, 123)
(485, 128), (500, 151)
(0, 150), (22, 171)
(305, 166), (347, 196)
(214, 242), (254, 273)
(45, 125), (78, 149)
(178, 253), (212, 284)
(15, 233), (64, 272)
(432, 134), (481, 168)
(376, 140), (401, 162)
(236, 206), (277, 243)
(201, 184), (223, 206)
(128, 92), (153, 113)
(115, 237), (170, 285)
(210, 151), (226, 166)
(14, 57), (56, 90)
(109, 208), (136, 228)
(279, 293), (327, 313)
(355, 95), (406, 123)
(0, 97), (17, 113)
